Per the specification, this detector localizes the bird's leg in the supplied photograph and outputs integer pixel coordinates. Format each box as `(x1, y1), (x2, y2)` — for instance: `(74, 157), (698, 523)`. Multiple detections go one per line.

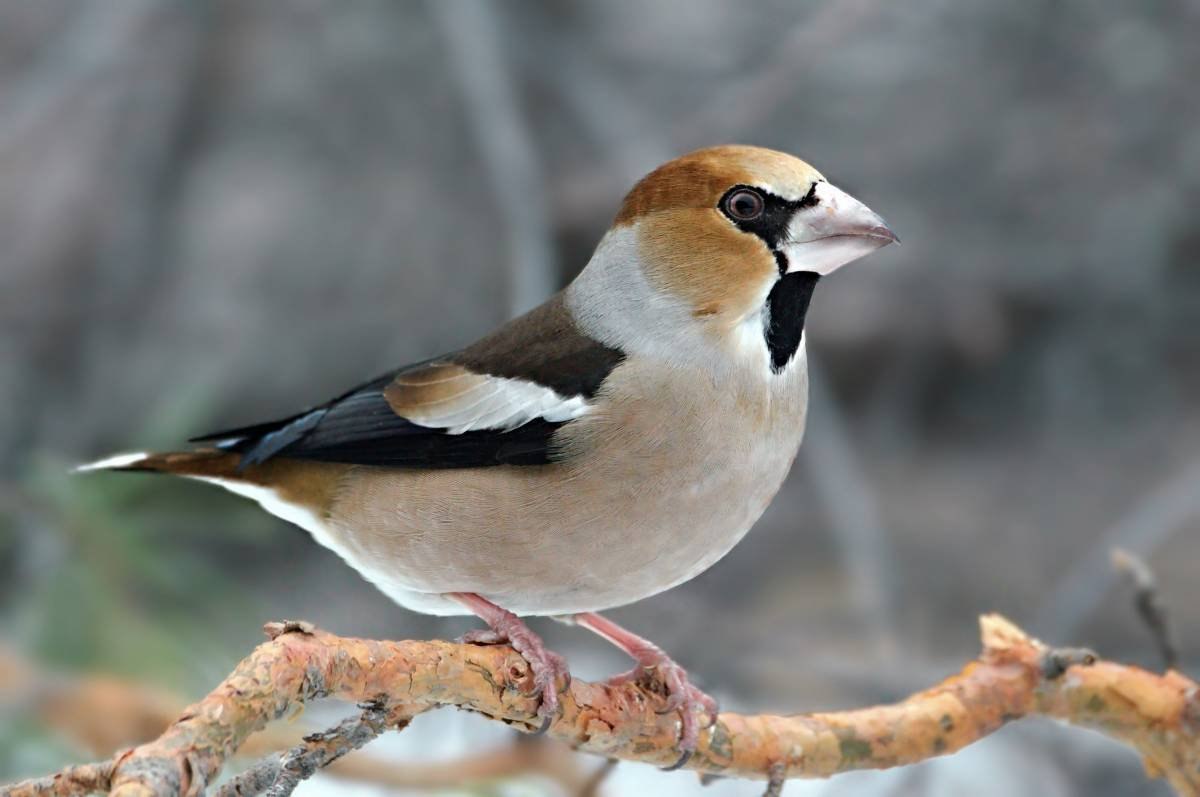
(568, 612), (718, 763)
(449, 592), (570, 729)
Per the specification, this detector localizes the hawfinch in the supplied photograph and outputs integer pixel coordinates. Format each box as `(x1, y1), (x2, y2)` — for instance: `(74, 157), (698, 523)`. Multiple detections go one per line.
(81, 145), (896, 760)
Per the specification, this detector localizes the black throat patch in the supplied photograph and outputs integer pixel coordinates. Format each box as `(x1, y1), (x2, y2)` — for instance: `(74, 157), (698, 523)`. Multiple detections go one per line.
(764, 271), (819, 372)
(717, 182), (823, 373)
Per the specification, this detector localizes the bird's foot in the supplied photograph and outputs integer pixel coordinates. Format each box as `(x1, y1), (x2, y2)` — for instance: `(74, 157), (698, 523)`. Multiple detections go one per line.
(569, 611), (716, 767)
(459, 620), (571, 702)
(452, 593), (570, 730)
(607, 648), (719, 762)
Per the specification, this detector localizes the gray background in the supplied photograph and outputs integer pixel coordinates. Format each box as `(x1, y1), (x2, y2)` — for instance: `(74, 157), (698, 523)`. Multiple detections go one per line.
(2, 2), (1198, 795)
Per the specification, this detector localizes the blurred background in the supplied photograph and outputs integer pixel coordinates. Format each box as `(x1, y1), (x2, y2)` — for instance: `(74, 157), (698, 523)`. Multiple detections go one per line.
(2, 1), (1198, 794)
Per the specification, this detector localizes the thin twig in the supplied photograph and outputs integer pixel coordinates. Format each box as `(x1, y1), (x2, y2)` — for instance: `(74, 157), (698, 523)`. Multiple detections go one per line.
(1035, 460), (1200, 639)
(1112, 548), (1181, 671)
(214, 698), (416, 797)
(577, 758), (618, 797)
(762, 763), (786, 797)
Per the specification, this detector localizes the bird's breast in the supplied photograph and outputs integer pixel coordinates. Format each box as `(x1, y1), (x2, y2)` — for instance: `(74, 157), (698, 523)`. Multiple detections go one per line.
(322, 354), (809, 616)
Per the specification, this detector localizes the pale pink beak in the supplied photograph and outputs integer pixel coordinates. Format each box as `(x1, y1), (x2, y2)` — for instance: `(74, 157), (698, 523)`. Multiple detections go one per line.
(782, 182), (897, 275)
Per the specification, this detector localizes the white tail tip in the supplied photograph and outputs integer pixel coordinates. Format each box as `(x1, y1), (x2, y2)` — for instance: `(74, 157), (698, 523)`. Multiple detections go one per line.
(74, 452), (150, 473)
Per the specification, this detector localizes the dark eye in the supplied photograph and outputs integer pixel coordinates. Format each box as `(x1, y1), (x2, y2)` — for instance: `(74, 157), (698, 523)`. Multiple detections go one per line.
(725, 188), (764, 221)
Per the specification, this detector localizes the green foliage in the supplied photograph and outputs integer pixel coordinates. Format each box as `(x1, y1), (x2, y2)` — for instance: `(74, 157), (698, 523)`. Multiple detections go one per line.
(9, 454), (283, 688)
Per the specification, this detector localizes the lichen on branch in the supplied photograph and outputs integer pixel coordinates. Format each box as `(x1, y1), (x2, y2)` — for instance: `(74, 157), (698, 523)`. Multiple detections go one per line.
(3, 615), (1198, 797)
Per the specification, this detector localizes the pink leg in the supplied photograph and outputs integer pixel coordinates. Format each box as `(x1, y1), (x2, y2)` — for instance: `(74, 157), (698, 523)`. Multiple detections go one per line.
(572, 612), (718, 763)
(449, 593), (570, 729)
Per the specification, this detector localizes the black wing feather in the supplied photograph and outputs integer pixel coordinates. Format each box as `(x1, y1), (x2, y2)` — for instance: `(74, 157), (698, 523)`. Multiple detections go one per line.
(192, 366), (566, 470)
(191, 294), (624, 470)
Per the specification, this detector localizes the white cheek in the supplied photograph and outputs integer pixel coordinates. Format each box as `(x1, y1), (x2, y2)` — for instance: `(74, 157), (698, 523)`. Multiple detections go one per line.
(567, 227), (705, 362)
(569, 226), (779, 378)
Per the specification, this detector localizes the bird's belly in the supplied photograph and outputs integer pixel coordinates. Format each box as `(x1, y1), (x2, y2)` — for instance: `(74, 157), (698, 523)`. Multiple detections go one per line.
(314, 357), (809, 616)
(321, 424), (802, 616)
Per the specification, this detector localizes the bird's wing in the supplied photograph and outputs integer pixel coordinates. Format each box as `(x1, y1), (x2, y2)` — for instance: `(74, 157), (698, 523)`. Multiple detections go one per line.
(190, 295), (625, 469)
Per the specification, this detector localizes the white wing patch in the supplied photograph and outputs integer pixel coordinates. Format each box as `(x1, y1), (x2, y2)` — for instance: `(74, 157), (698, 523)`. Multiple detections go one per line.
(401, 374), (589, 434)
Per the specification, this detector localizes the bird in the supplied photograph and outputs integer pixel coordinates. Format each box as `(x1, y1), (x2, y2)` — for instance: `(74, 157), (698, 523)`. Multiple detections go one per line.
(79, 144), (897, 763)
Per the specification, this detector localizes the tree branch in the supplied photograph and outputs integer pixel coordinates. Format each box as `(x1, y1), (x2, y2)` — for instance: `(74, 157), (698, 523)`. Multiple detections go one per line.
(1113, 547), (1181, 672)
(3, 615), (1198, 797)
(212, 698), (419, 797)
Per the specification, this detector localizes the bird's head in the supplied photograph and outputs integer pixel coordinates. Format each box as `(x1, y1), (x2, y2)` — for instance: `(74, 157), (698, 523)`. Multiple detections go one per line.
(569, 145), (897, 374)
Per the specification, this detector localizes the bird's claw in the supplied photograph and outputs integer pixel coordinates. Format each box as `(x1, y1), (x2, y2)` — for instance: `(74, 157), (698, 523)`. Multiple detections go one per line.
(458, 627), (506, 645)
(460, 618), (570, 724)
(607, 653), (718, 758)
(664, 749), (693, 771)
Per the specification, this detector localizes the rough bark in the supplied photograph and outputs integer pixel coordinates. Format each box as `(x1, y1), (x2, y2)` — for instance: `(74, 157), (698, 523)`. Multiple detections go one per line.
(3, 615), (1198, 797)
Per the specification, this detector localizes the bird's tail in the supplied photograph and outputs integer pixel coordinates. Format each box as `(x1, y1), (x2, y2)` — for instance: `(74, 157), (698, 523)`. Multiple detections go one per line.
(74, 449), (243, 479)
(74, 449), (347, 539)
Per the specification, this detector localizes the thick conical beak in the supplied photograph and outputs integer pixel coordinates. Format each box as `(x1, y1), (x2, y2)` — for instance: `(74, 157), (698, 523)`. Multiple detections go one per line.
(780, 181), (897, 276)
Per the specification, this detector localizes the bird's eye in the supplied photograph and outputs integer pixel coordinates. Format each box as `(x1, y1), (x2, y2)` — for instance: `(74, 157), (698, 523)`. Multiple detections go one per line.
(725, 188), (764, 221)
